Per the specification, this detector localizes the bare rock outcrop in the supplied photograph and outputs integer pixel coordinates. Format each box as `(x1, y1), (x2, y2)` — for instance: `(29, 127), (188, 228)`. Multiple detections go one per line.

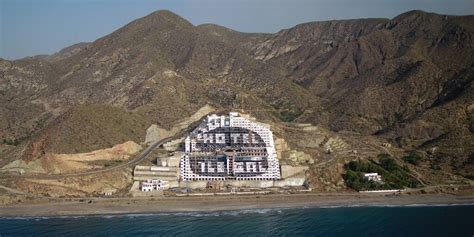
(145, 124), (171, 144)
(2, 141), (142, 174)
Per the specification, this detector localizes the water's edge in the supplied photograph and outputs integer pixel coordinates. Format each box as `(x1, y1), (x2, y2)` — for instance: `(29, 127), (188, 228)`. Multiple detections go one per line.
(2, 202), (473, 220)
(2, 205), (473, 236)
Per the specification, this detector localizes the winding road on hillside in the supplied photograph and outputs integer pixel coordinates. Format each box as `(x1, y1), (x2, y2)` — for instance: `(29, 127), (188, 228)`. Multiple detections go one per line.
(0, 117), (206, 197)
(0, 136), (172, 180)
(0, 119), (200, 181)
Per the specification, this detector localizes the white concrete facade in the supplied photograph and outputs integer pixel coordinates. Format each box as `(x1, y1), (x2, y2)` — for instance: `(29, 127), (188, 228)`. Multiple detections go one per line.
(364, 173), (383, 182)
(181, 112), (280, 181)
(140, 179), (169, 192)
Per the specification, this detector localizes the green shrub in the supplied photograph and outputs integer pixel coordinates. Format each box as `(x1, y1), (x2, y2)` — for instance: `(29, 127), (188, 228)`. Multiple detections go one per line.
(344, 154), (422, 191)
(379, 154), (399, 171)
(402, 152), (422, 165)
(280, 110), (299, 122)
(3, 139), (20, 146)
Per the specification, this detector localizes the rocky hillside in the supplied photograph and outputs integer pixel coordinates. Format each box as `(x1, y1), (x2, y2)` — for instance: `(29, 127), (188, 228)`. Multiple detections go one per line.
(0, 10), (472, 178)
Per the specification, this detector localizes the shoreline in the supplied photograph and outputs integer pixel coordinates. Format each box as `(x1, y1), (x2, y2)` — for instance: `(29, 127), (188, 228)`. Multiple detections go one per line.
(2, 203), (474, 220)
(1, 193), (473, 218)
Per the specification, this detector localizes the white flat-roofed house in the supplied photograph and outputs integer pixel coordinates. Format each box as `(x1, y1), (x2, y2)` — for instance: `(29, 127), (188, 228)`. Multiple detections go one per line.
(141, 182), (154, 192)
(102, 188), (117, 196)
(364, 173), (383, 182)
(140, 179), (169, 192)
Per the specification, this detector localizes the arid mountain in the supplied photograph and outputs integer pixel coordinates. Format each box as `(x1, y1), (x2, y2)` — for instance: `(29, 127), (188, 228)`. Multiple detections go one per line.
(264, 11), (474, 176)
(0, 10), (472, 178)
(45, 42), (90, 62)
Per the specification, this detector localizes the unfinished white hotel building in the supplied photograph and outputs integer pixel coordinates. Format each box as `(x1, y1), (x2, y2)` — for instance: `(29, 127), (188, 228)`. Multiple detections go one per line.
(180, 112), (280, 181)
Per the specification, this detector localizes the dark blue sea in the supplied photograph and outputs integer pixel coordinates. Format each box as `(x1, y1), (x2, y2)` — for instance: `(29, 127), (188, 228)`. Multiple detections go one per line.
(1, 205), (473, 236)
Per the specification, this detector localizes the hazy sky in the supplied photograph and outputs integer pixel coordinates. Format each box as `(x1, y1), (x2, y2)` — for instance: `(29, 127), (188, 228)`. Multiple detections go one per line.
(1, 0), (473, 60)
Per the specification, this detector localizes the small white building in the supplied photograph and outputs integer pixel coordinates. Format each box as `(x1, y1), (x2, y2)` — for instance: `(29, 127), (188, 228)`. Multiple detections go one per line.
(140, 179), (169, 192)
(364, 173), (383, 182)
(102, 188), (118, 196)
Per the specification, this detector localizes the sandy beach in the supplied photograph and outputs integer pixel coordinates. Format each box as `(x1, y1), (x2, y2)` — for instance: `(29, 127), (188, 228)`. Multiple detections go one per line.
(1, 192), (473, 217)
